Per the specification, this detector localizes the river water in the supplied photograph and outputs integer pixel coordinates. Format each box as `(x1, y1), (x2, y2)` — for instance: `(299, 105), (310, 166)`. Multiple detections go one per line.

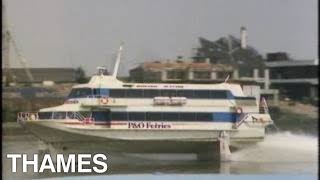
(2, 124), (318, 179)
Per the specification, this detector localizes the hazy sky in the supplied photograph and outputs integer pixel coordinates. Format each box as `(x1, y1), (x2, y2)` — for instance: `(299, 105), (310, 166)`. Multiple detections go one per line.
(5, 0), (318, 76)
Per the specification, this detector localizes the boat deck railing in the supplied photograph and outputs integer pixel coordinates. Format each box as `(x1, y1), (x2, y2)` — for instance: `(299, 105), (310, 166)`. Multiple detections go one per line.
(73, 112), (85, 121)
(17, 112), (39, 122)
(17, 111), (95, 125)
(259, 97), (269, 114)
(233, 113), (249, 129)
(72, 112), (95, 124)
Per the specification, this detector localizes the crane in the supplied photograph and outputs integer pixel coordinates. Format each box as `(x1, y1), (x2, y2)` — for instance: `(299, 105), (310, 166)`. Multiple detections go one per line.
(8, 27), (35, 83)
(2, 0), (34, 84)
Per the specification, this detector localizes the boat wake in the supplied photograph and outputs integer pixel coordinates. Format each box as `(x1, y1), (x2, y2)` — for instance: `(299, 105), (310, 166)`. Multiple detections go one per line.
(231, 131), (318, 163)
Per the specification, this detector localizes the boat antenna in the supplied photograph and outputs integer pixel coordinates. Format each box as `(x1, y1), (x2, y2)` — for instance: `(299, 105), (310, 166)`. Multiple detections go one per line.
(112, 43), (123, 78)
(224, 75), (230, 83)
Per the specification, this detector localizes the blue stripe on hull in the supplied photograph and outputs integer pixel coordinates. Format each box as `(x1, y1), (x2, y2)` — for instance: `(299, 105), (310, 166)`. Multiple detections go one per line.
(40, 111), (246, 123)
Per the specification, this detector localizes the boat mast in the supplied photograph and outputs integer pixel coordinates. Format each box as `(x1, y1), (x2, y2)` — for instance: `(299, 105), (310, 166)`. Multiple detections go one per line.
(112, 43), (123, 78)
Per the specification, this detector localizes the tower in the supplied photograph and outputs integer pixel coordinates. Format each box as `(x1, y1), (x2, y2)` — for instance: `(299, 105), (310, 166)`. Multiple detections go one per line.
(240, 26), (247, 49)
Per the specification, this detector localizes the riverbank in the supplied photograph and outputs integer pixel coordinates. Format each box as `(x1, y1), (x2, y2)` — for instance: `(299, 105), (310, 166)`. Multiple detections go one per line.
(268, 100), (318, 135)
(270, 109), (318, 135)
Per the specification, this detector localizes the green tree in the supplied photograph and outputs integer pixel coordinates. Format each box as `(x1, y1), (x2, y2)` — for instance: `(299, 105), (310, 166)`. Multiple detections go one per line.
(194, 36), (265, 77)
(75, 66), (88, 83)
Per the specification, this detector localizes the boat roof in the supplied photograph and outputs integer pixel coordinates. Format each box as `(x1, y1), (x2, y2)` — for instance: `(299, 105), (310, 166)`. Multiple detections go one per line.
(73, 75), (244, 96)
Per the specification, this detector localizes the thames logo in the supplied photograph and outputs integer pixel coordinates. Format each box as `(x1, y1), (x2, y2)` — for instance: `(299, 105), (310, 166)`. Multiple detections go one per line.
(6, 154), (108, 173)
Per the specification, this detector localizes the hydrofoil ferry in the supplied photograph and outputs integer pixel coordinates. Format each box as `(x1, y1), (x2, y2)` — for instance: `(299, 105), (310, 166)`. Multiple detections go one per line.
(18, 45), (273, 161)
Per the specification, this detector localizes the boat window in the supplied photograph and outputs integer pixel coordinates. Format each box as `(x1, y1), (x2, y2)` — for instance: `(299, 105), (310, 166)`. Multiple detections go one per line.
(146, 112), (162, 121)
(179, 112), (196, 121)
(92, 89), (100, 96)
(66, 112), (75, 119)
(126, 89), (143, 98)
(213, 112), (235, 122)
(52, 112), (66, 119)
(234, 96), (256, 100)
(68, 88), (92, 98)
(111, 112), (128, 121)
(163, 113), (179, 121)
(100, 89), (109, 96)
(160, 90), (177, 97)
(196, 113), (212, 121)
(194, 90), (210, 99)
(177, 90), (194, 98)
(227, 91), (234, 99)
(106, 111), (237, 122)
(92, 111), (110, 122)
(144, 89), (160, 98)
(210, 90), (228, 99)
(128, 112), (145, 121)
(107, 88), (232, 99)
(38, 112), (52, 119)
(109, 89), (126, 98)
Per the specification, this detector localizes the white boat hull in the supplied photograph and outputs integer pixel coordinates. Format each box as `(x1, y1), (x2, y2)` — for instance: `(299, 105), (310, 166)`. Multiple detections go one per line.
(19, 119), (265, 154)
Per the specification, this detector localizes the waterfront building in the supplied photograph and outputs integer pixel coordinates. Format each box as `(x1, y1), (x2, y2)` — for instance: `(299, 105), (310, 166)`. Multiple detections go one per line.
(265, 52), (318, 102)
(129, 59), (234, 82)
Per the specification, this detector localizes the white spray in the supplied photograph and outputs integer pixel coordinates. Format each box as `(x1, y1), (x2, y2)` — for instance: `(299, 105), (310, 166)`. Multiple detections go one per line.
(232, 131), (318, 163)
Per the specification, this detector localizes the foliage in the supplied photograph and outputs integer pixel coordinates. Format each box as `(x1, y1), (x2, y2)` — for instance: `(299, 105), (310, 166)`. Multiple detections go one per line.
(194, 36), (265, 77)
(75, 66), (89, 83)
